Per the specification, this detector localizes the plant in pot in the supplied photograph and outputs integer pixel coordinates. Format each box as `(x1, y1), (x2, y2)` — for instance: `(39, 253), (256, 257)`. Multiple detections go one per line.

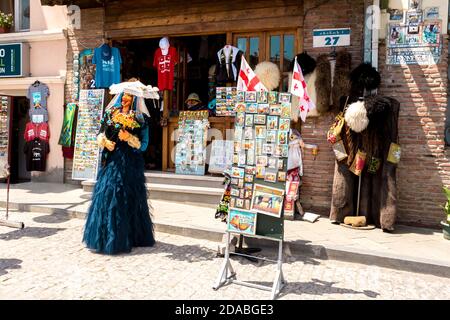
(441, 187), (450, 240)
(0, 12), (13, 34)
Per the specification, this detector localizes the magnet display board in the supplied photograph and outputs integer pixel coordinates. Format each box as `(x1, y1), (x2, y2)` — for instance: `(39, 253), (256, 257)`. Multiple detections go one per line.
(72, 89), (104, 181)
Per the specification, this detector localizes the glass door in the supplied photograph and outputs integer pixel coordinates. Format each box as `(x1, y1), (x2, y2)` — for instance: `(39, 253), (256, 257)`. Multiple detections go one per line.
(233, 33), (265, 69)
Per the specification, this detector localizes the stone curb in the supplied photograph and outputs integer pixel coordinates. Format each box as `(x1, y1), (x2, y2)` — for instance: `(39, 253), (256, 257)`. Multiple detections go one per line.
(1, 200), (449, 278)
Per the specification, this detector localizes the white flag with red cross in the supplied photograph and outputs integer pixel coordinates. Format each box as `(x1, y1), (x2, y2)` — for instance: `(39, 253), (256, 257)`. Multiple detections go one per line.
(291, 56), (316, 122)
(237, 56), (268, 92)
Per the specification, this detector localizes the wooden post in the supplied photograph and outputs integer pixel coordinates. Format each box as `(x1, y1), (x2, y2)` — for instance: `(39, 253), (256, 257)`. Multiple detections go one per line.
(162, 89), (170, 171)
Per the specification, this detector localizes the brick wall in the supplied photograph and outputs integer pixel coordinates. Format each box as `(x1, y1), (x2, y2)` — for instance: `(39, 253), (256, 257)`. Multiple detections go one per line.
(378, 36), (449, 227)
(299, 0), (366, 215)
(63, 8), (105, 184)
(299, 0), (449, 227)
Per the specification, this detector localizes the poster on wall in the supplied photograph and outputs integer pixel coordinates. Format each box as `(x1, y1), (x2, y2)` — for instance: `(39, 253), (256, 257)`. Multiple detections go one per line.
(175, 110), (209, 176)
(227, 90), (290, 240)
(208, 140), (234, 174)
(72, 89), (105, 181)
(0, 96), (11, 179)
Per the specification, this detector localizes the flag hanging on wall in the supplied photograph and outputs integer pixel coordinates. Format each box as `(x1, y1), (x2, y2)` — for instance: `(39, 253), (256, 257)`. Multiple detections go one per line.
(290, 56), (315, 122)
(237, 56), (268, 92)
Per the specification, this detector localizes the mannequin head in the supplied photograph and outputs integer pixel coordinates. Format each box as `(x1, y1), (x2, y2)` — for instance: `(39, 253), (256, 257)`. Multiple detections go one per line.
(121, 93), (133, 113)
(159, 37), (170, 55)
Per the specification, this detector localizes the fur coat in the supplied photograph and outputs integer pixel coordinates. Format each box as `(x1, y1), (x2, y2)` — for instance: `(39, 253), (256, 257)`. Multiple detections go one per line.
(330, 95), (400, 230)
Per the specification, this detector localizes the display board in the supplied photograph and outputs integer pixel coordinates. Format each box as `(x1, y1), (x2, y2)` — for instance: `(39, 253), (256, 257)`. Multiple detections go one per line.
(386, 5), (443, 65)
(72, 89), (105, 181)
(175, 110), (209, 176)
(0, 96), (11, 179)
(208, 140), (234, 174)
(227, 91), (291, 240)
(215, 87), (237, 116)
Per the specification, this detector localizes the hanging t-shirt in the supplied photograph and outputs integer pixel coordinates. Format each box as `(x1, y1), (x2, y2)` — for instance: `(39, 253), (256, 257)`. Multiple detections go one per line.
(153, 46), (178, 91)
(93, 44), (122, 88)
(24, 122), (50, 142)
(24, 139), (50, 172)
(27, 83), (50, 123)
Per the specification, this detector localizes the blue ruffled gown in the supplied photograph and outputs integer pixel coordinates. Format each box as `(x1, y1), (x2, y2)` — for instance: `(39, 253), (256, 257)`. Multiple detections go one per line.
(83, 108), (155, 254)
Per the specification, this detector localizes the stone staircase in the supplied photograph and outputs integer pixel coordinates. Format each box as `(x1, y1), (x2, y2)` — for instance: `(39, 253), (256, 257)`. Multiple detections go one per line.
(81, 171), (225, 207)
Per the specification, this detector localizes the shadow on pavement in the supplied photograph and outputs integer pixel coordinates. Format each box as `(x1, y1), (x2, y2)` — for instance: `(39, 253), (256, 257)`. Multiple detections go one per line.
(0, 258), (22, 277)
(0, 227), (66, 241)
(33, 213), (71, 224)
(241, 278), (380, 299)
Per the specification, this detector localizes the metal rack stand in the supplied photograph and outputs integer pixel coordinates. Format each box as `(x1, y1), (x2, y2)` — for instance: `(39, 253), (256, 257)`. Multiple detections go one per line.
(213, 232), (286, 300)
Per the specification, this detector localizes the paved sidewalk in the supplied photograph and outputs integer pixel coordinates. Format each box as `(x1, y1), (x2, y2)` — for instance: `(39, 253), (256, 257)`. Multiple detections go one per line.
(0, 182), (449, 277)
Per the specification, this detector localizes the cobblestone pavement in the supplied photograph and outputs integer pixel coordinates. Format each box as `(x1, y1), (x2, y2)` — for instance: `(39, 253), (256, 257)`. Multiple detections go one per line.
(1, 210), (450, 300)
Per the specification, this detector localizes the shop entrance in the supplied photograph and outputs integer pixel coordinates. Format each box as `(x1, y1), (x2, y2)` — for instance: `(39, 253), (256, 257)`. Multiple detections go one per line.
(116, 34), (226, 171)
(10, 96), (31, 183)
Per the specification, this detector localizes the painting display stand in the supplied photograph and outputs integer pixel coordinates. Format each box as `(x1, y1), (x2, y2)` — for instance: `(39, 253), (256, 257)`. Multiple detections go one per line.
(213, 232), (285, 300)
(235, 234), (261, 263)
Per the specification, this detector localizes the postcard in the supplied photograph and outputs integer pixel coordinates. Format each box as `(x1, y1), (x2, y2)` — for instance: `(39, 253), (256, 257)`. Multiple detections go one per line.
(245, 114), (254, 127)
(270, 104), (282, 116)
(246, 103), (258, 113)
(278, 131), (289, 145)
(245, 174), (254, 183)
(245, 91), (257, 102)
(264, 170), (277, 183)
(263, 143), (275, 155)
(277, 159), (284, 170)
(231, 166), (245, 179)
(244, 199), (251, 210)
(266, 130), (277, 143)
(254, 114), (266, 125)
(257, 91), (268, 103)
(236, 103), (246, 113)
(231, 188), (240, 197)
(267, 116), (279, 130)
(279, 118), (290, 131)
(268, 91), (279, 104)
(256, 166), (266, 179)
(268, 157), (278, 169)
(251, 184), (285, 218)
(227, 208), (257, 235)
(244, 182), (254, 191)
(279, 93), (292, 104)
(281, 104), (291, 118)
(255, 126), (267, 139)
(245, 166), (256, 175)
(257, 104), (270, 114)
(236, 198), (245, 208)
(256, 155), (268, 167)
(238, 151), (246, 167)
(236, 112), (245, 126)
(244, 127), (254, 140)
(277, 171), (286, 182)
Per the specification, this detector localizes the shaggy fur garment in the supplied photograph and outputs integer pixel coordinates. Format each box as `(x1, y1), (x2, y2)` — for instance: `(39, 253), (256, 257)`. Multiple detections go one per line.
(254, 61), (280, 91)
(349, 63), (381, 96)
(344, 100), (369, 133)
(332, 50), (352, 110)
(314, 54), (332, 113)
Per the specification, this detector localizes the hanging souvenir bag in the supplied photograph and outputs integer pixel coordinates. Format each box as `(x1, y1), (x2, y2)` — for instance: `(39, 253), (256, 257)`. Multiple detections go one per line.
(327, 96), (350, 144)
(387, 142), (401, 164)
(349, 149), (367, 176)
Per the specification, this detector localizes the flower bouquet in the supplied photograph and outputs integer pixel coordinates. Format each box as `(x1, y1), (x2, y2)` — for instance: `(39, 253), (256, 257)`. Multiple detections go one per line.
(0, 12), (13, 33)
(102, 109), (140, 142)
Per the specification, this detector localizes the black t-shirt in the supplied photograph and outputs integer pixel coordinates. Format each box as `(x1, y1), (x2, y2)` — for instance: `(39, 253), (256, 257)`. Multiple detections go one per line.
(24, 139), (50, 172)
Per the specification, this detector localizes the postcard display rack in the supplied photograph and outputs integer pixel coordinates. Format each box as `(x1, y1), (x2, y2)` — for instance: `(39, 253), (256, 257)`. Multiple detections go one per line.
(175, 110), (209, 176)
(72, 89), (105, 180)
(213, 91), (291, 300)
(0, 96), (11, 179)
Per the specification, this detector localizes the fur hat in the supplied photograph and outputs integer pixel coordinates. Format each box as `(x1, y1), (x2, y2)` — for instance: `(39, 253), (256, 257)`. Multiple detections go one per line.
(350, 63), (381, 96)
(290, 52), (316, 76)
(315, 54), (332, 113)
(254, 61), (280, 91)
(345, 100), (369, 133)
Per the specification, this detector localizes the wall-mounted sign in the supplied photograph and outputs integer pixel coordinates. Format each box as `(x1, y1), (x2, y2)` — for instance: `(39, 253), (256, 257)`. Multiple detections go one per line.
(0, 43), (30, 78)
(386, 46), (442, 65)
(313, 28), (351, 48)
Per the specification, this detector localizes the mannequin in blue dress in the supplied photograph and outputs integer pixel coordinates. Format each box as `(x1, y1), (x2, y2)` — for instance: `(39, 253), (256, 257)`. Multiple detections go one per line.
(83, 92), (155, 254)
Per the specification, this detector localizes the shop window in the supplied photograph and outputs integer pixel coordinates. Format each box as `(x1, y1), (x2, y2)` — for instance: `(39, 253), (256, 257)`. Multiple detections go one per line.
(234, 34), (263, 69)
(15, 0), (29, 32)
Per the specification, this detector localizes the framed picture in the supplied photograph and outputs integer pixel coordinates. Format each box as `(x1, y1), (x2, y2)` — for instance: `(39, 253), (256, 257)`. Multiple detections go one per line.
(251, 184), (285, 218)
(231, 166), (245, 179)
(237, 178), (244, 188)
(255, 126), (266, 139)
(266, 130), (277, 143)
(388, 9), (404, 22)
(234, 126), (243, 141)
(245, 91), (257, 102)
(268, 157), (278, 169)
(244, 199), (251, 210)
(244, 127), (254, 140)
(256, 155), (268, 167)
(277, 131), (289, 145)
(237, 91), (245, 102)
(257, 91), (268, 103)
(422, 20), (441, 45)
(236, 198), (244, 208)
(280, 103), (291, 118)
(424, 7), (439, 19)
(388, 24), (406, 46)
(263, 143), (274, 155)
(407, 10), (423, 25)
(227, 208), (257, 235)
(236, 112), (245, 126)
(234, 141), (242, 153)
(254, 114), (266, 125)
(267, 116), (279, 130)
(245, 114), (254, 127)
(264, 170), (277, 183)
(238, 151), (247, 167)
(268, 91), (279, 104)
(245, 174), (254, 183)
(256, 166), (266, 179)
(407, 23), (420, 35)
(405, 33), (421, 45)
(231, 188), (240, 197)
(277, 171), (286, 182)
(277, 159), (284, 170)
(247, 149), (255, 165)
(408, 0), (421, 10)
(257, 103), (270, 114)
(279, 118), (290, 131)
(230, 197), (236, 208)
(245, 166), (256, 176)
(278, 93), (292, 104)
(247, 103), (258, 113)
(236, 103), (246, 113)
(269, 104), (282, 116)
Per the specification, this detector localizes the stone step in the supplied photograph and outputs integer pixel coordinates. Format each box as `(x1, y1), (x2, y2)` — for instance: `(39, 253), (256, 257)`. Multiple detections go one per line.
(144, 171), (224, 188)
(81, 180), (223, 207)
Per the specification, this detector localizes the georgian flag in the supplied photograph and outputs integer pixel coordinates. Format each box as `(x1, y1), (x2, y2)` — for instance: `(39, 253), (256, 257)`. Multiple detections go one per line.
(237, 56), (268, 92)
(291, 56), (316, 122)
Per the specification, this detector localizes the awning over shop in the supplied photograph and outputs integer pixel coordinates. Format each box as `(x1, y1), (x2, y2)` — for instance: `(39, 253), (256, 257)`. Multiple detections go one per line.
(40, 0), (110, 8)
